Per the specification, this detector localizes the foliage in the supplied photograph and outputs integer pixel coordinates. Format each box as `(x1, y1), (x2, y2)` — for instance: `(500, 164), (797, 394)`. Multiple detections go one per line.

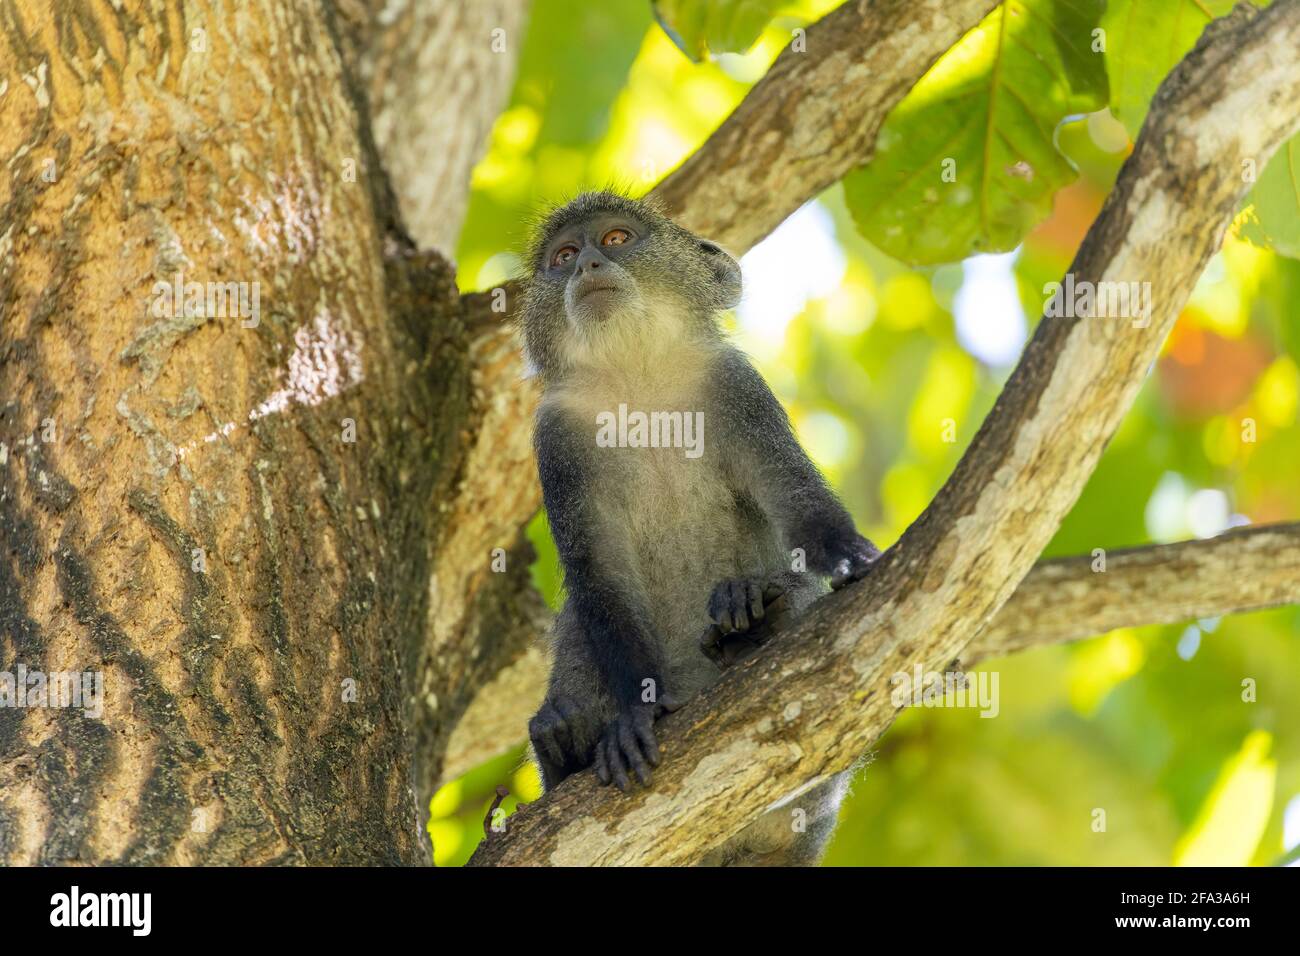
(651, 0), (788, 60)
(844, 0), (1109, 264)
(435, 0), (1300, 867)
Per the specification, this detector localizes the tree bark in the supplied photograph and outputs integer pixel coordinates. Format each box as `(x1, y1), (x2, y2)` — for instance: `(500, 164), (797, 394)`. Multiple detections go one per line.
(0, 0), (500, 864)
(468, 0), (1300, 867)
(348, 0), (530, 252)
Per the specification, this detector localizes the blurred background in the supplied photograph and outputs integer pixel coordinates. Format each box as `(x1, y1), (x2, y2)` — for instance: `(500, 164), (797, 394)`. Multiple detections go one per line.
(433, 0), (1300, 866)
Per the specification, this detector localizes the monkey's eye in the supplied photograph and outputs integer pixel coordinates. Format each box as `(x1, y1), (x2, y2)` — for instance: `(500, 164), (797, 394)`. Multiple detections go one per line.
(601, 228), (632, 247)
(551, 244), (579, 268)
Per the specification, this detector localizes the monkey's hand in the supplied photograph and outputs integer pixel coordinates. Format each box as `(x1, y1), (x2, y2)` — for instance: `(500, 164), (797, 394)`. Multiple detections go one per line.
(700, 578), (790, 667)
(594, 694), (683, 792)
(827, 532), (881, 590)
(529, 694), (605, 791)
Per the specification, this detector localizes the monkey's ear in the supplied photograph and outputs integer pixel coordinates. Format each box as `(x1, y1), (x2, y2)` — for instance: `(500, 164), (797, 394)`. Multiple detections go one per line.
(699, 240), (742, 309)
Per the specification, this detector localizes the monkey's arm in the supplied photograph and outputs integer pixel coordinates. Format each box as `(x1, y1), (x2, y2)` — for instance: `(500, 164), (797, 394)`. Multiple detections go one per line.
(533, 406), (678, 789)
(713, 348), (880, 586)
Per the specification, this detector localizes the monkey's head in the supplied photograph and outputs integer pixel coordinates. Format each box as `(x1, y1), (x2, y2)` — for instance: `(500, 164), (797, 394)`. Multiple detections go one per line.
(522, 191), (742, 380)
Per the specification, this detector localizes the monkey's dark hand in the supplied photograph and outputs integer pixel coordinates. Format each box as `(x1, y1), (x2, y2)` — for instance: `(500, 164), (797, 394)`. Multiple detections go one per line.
(700, 578), (789, 667)
(594, 694), (683, 791)
(529, 694), (604, 790)
(828, 532), (881, 590)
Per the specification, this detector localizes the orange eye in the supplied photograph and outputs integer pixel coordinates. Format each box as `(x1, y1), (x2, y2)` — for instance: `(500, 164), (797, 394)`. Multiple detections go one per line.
(601, 228), (631, 247)
(551, 244), (578, 268)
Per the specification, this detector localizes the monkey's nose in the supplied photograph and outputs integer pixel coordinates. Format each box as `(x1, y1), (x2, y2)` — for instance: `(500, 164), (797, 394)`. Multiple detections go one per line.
(575, 248), (606, 274)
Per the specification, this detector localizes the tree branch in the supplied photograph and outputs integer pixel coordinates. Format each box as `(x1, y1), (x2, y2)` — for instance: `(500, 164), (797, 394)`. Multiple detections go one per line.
(654, 0), (1002, 250)
(332, 0), (529, 252)
(468, 0), (1300, 866)
(971, 523), (1300, 661)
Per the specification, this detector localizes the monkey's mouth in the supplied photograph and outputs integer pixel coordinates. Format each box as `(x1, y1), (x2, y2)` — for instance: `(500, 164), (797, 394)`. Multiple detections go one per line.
(576, 280), (621, 303)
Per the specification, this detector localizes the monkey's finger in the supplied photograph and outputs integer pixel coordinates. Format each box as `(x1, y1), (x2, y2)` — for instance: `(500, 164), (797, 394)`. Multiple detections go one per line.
(594, 739), (611, 786)
(605, 735), (630, 791)
(711, 581), (737, 633)
(538, 726), (566, 770)
(529, 711), (566, 769)
(747, 580), (765, 623)
(632, 713), (660, 768)
(550, 698), (580, 760)
(699, 627), (726, 665)
(830, 558), (852, 590)
(619, 723), (653, 785)
(729, 580), (749, 632)
(762, 581), (786, 604)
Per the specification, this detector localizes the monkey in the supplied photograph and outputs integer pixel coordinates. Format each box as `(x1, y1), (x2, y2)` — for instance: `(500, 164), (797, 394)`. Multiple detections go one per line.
(521, 190), (880, 865)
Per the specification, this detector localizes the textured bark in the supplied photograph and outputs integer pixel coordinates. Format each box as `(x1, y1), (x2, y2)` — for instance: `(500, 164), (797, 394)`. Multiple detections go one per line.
(974, 523), (1300, 660)
(408, 303), (547, 810)
(326, 0), (535, 820)
(0, 0), (480, 864)
(469, 0), (1300, 867)
(444, 523), (1300, 779)
(349, 0), (529, 251)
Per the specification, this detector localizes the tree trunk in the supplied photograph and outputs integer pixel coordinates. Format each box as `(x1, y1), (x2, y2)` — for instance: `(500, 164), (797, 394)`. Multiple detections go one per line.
(0, 0), (514, 865)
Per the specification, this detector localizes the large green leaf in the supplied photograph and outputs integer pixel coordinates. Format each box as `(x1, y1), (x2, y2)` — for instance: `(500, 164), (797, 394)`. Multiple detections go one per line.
(843, 0), (1108, 266)
(652, 0), (785, 61)
(1103, 0), (1235, 138)
(1240, 134), (1300, 261)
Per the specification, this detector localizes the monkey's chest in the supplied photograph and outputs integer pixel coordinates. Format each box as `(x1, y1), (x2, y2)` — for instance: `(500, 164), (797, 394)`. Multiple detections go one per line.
(593, 444), (781, 657)
(600, 443), (746, 566)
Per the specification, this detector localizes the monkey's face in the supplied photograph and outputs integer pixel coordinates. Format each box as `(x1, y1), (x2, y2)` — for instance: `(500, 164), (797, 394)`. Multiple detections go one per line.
(541, 212), (648, 326)
(523, 192), (743, 380)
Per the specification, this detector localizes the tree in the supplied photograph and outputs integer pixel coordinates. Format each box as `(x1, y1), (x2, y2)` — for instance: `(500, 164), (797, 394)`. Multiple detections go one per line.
(0, 0), (1296, 866)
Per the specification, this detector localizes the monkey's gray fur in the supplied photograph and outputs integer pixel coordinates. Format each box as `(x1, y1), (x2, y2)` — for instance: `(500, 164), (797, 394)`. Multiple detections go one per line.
(522, 190), (879, 865)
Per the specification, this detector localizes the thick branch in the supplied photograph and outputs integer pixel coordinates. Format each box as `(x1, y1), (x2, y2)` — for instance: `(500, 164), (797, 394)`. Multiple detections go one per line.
(444, 523), (1300, 780)
(469, 0), (1300, 866)
(334, 0), (529, 252)
(972, 523), (1300, 660)
(654, 0), (1002, 250)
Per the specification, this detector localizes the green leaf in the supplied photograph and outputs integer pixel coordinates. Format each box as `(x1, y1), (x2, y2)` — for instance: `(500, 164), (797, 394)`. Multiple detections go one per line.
(843, 0), (1108, 266)
(1102, 0), (1236, 139)
(1240, 134), (1300, 260)
(651, 0), (785, 61)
